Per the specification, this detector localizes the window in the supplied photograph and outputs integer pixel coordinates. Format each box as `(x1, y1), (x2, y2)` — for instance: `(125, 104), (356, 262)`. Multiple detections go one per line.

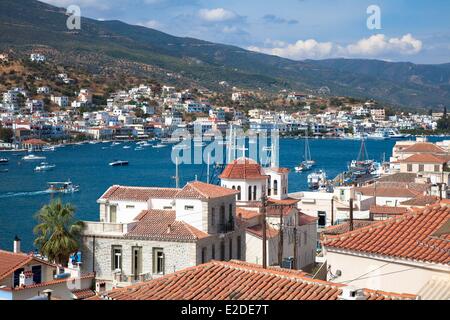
(153, 248), (165, 275)
(201, 247), (207, 264)
(229, 204), (233, 221)
(132, 247), (142, 280)
(434, 165), (440, 172)
(220, 205), (226, 225)
(253, 186), (257, 201)
(220, 242), (225, 261)
(268, 177), (272, 196)
(112, 246), (122, 271)
(211, 208), (216, 226)
(274, 180), (278, 196)
(126, 205), (135, 209)
(237, 236), (242, 260)
(318, 211), (326, 227)
(110, 206), (117, 223)
(31, 265), (42, 284)
(185, 205), (194, 211)
(407, 164), (413, 172)
(229, 238), (233, 261)
(237, 186), (241, 201)
(419, 164), (424, 172)
(163, 206), (172, 210)
(13, 268), (24, 288)
(212, 244), (216, 259)
(248, 186), (252, 201)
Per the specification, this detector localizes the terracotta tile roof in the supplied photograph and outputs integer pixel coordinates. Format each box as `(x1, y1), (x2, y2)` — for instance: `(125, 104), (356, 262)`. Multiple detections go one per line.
(236, 208), (261, 220)
(100, 185), (181, 202)
(22, 139), (47, 145)
(355, 185), (423, 198)
(378, 173), (417, 183)
(267, 198), (300, 206)
(402, 154), (449, 164)
(220, 158), (268, 180)
(0, 251), (34, 282)
(10, 273), (95, 291)
(72, 289), (97, 300)
(247, 223), (279, 239)
(266, 205), (296, 217)
(175, 181), (239, 200)
(126, 210), (209, 241)
(370, 205), (409, 216)
(298, 213), (319, 226)
(323, 204), (450, 264)
(94, 261), (416, 300)
(323, 221), (376, 236)
(269, 167), (291, 174)
(400, 143), (445, 154)
(400, 195), (440, 207)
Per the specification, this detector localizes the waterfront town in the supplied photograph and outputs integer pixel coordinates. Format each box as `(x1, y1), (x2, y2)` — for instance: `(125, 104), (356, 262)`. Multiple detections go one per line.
(0, 53), (449, 301)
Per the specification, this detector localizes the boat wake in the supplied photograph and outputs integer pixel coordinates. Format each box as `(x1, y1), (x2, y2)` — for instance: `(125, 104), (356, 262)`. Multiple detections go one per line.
(0, 190), (51, 199)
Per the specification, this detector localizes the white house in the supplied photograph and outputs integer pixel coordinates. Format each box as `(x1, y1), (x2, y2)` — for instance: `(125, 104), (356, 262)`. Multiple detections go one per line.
(30, 53), (46, 63)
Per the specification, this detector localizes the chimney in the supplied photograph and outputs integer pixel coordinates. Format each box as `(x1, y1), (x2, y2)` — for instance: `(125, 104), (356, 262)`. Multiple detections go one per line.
(13, 235), (21, 253)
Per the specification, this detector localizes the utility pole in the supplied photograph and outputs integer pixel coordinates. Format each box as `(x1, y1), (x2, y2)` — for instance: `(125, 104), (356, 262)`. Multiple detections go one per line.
(278, 205), (284, 267)
(349, 198), (354, 232)
(262, 195), (267, 269)
(331, 197), (334, 226)
(293, 208), (298, 270)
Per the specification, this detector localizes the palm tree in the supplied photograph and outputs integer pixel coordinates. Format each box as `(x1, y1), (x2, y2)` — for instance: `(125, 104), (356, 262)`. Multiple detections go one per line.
(34, 199), (85, 266)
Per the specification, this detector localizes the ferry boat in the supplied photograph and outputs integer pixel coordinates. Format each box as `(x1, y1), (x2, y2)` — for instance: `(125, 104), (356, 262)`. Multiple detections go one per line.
(22, 154), (47, 161)
(47, 181), (79, 194)
(35, 162), (56, 172)
(0, 158), (8, 164)
(308, 170), (327, 190)
(109, 160), (129, 167)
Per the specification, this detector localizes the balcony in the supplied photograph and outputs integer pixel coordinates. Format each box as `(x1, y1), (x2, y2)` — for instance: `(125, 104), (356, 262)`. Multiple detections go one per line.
(83, 221), (136, 236)
(217, 222), (235, 234)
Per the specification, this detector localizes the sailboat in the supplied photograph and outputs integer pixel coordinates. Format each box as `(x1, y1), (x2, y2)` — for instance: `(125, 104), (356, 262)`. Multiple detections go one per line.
(350, 136), (375, 176)
(295, 131), (315, 172)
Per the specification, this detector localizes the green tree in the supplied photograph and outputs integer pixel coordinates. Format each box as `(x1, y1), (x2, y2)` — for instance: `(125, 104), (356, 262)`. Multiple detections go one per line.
(0, 126), (14, 143)
(34, 199), (85, 266)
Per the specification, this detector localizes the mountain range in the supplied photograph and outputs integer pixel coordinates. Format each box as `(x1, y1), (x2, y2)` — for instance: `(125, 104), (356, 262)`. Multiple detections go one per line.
(0, 0), (449, 110)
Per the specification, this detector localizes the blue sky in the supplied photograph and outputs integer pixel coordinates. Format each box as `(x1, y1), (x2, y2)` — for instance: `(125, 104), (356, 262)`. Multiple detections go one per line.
(41, 0), (450, 64)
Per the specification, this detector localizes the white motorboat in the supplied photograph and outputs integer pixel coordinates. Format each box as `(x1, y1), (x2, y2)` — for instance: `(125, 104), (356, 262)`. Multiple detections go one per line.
(308, 170), (327, 190)
(123, 146), (131, 149)
(22, 154), (47, 161)
(47, 181), (79, 194)
(109, 160), (129, 167)
(153, 144), (167, 149)
(0, 158), (8, 164)
(42, 146), (56, 152)
(35, 162), (56, 172)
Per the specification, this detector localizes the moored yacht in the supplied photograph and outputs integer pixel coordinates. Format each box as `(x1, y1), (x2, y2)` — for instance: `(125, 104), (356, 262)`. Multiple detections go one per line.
(109, 160), (129, 167)
(35, 162), (56, 172)
(0, 158), (8, 164)
(22, 154), (46, 161)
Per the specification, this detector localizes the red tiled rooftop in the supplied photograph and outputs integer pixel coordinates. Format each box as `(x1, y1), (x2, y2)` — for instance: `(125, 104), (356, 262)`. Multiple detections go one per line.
(236, 208), (261, 220)
(72, 289), (97, 300)
(100, 185), (181, 202)
(0, 251), (34, 282)
(175, 181), (239, 200)
(247, 223), (279, 239)
(126, 210), (209, 241)
(400, 195), (440, 207)
(93, 260), (416, 301)
(220, 158), (268, 180)
(402, 154), (449, 164)
(400, 143), (445, 154)
(323, 203), (450, 264)
(370, 205), (409, 216)
(323, 221), (376, 236)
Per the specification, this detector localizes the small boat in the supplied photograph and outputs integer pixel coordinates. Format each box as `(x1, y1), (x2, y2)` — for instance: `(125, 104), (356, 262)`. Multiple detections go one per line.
(123, 146), (131, 149)
(153, 144), (167, 149)
(295, 131), (315, 172)
(35, 162), (56, 172)
(308, 170), (327, 190)
(111, 142), (122, 146)
(135, 147), (144, 151)
(109, 160), (129, 167)
(295, 163), (312, 173)
(47, 181), (79, 194)
(0, 158), (8, 164)
(42, 146), (56, 152)
(0, 169), (8, 173)
(22, 154), (47, 161)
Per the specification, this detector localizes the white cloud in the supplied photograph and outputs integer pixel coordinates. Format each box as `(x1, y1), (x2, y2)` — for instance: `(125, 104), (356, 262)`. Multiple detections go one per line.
(342, 34), (422, 56)
(249, 34), (423, 60)
(138, 20), (161, 29)
(198, 8), (237, 22)
(249, 39), (333, 60)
